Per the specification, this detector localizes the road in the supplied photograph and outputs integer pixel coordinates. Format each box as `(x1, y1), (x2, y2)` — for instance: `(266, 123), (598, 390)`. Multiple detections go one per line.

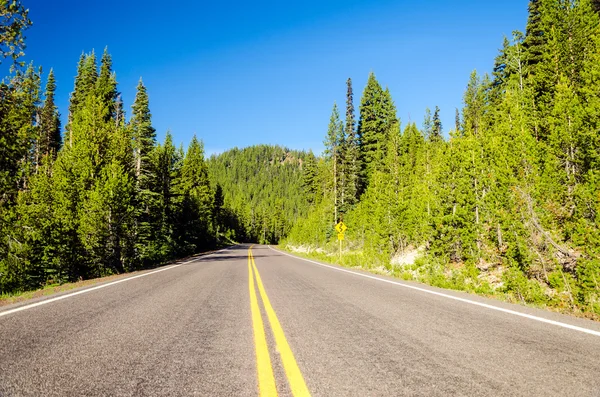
(1, 244), (599, 396)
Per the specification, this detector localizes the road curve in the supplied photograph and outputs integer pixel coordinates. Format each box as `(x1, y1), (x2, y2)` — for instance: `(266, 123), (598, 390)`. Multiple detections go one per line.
(1, 244), (599, 396)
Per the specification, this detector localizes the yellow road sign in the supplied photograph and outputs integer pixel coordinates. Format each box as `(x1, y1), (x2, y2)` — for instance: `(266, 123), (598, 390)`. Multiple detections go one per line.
(335, 221), (347, 234)
(337, 233), (345, 241)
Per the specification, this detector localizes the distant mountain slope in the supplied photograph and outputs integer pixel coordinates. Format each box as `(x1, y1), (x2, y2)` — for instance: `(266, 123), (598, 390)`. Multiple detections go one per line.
(207, 145), (310, 243)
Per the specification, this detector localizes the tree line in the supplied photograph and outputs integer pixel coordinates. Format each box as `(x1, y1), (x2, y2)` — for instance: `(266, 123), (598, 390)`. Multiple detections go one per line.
(0, 3), (225, 293)
(288, 0), (600, 316)
(0, 1), (313, 294)
(3, 0), (600, 317)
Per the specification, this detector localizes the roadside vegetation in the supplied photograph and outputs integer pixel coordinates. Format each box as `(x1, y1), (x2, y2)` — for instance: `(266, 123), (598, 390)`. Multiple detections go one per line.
(0, 272), (137, 307)
(2, 0), (600, 320)
(284, 1), (600, 318)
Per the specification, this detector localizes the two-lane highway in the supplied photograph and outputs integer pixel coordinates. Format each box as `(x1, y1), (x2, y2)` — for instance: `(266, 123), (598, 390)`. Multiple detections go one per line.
(1, 245), (599, 396)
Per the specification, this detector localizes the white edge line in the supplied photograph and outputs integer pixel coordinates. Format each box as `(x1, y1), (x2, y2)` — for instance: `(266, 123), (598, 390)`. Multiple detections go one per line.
(268, 246), (600, 338)
(0, 247), (232, 318)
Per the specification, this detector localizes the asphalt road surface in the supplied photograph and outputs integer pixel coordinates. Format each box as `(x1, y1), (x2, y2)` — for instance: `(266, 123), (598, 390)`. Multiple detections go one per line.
(1, 244), (600, 396)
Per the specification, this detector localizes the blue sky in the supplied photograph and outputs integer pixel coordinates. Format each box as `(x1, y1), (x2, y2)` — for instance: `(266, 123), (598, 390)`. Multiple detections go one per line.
(23, 0), (527, 155)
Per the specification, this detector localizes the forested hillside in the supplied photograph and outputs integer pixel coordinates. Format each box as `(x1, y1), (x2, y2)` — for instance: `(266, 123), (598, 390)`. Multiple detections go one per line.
(286, 0), (600, 316)
(207, 145), (310, 244)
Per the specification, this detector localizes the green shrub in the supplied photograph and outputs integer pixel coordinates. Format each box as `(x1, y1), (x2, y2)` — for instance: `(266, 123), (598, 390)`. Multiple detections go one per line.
(502, 267), (547, 305)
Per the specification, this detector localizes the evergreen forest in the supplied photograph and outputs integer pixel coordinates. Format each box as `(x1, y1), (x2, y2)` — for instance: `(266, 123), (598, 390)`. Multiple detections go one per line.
(0, 2), (309, 294)
(1, 0), (600, 318)
(286, 0), (600, 317)
(207, 145), (309, 244)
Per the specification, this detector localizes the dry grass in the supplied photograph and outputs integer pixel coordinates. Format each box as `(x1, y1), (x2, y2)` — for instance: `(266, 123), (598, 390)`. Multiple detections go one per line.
(0, 272), (136, 307)
(0, 247), (229, 307)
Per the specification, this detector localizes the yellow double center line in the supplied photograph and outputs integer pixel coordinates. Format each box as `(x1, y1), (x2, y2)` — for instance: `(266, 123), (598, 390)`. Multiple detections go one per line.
(248, 246), (311, 397)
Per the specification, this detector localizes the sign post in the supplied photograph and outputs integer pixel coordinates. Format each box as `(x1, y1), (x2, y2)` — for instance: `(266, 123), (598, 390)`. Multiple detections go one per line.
(335, 221), (347, 264)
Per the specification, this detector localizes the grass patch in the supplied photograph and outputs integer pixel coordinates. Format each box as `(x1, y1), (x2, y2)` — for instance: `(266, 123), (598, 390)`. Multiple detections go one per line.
(0, 273), (133, 307)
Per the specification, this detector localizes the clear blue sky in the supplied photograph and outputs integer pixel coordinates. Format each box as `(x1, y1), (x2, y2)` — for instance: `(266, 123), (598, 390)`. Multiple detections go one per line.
(24, 0), (527, 155)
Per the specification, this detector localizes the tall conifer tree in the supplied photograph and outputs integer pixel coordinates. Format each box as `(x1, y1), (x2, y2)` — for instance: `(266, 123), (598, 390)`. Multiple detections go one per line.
(39, 69), (61, 161)
(96, 47), (118, 122)
(344, 78), (360, 208)
(130, 79), (156, 180)
(130, 79), (158, 264)
(66, 52), (98, 147)
(523, 0), (545, 70)
(431, 106), (442, 142)
(357, 73), (397, 187)
(302, 151), (319, 204)
(323, 103), (343, 222)
(176, 135), (212, 253)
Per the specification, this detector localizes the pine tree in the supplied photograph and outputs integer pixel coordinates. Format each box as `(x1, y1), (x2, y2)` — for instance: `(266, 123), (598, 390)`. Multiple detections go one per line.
(15, 160), (60, 288)
(523, 0), (545, 72)
(66, 52), (98, 147)
(47, 48), (133, 278)
(358, 72), (383, 182)
(490, 34), (527, 104)
(544, 75), (584, 221)
(15, 63), (42, 186)
(0, 62), (42, 291)
(323, 103), (343, 222)
(492, 36), (513, 90)
(130, 79), (156, 180)
(38, 69), (61, 161)
(96, 47), (118, 122)
(105, 99), (137, 272)
(462, 71), (486, 137)
(431, 106), (442, 141)
(455, 108), (461, 133)
(130, 79), (158, 264)
(463, 73), (491, 261)
(357, 72), (397, 187)
(523, 0), (550, 109)
(176, 135), (212, 253)
(67, 54), (85, 118)
(424, 105), (444, 142)
(79, 52), (99, 103)
(397, 123), (430, 246)
(564, 0), (599, 88)
(580, 1), (600, 174)
(48, 66), (132, 279)
(344, 77), (360, 208)
(509, 31), (527, 92)
(522, 0), (561, 140)
(49, 146), (86, 280)
(423, 107), (433, 139)
(302, 151), (319, 204)
(148, 132), (183, 261)
(79, 160), (135, 275)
